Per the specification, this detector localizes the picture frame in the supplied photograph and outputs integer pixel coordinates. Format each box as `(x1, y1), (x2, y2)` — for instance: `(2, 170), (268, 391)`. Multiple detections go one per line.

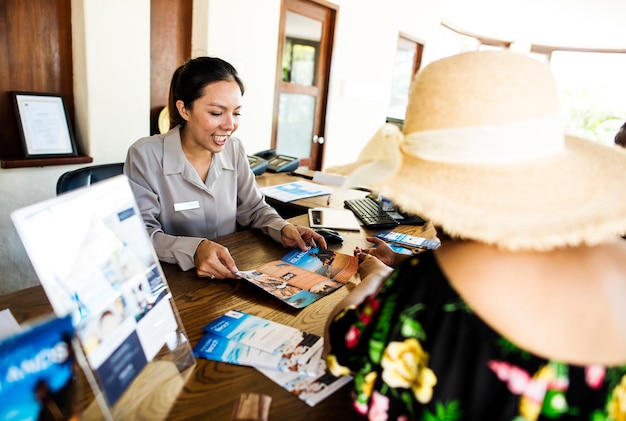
(11, 92), (78, 158)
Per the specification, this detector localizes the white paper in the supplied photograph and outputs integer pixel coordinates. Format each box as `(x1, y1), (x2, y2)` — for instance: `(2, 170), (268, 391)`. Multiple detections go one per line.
(261, 181), (333, 203)
(0, 309), (21, 341)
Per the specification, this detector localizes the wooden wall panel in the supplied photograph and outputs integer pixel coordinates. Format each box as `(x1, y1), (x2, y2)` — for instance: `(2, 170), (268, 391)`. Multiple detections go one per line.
(0, 0), (74, 159)
(0, 0), (193, 163)
(150, 0), (192, 135)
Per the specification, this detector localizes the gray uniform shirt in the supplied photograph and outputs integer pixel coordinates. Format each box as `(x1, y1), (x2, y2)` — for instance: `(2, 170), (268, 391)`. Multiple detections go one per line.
(124, 126), (289, 271)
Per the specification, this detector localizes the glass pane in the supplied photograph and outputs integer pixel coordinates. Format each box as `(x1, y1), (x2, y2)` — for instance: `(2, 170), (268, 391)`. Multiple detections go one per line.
(282, 12), (321, 86)
(277, 93), (315, 157)
(291, 43), (316, 85)
(551, 51), (626, 146)
(282, 39), (317, 85)
(387, 47), (415, 120)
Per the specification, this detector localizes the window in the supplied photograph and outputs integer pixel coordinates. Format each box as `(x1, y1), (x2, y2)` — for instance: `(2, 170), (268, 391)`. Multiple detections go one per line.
(431, 23), (626, 145)
(387, 34), (424, 123)
(550, 51), (626, 145)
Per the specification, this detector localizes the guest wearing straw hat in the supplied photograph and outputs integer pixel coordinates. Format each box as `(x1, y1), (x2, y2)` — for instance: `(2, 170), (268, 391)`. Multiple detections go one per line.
(323, 51), (626, 420)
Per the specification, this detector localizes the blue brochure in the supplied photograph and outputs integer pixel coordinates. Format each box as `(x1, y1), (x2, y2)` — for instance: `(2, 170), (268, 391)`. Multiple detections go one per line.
(196, 310), (323, 376)
(0, 315), (76, 421)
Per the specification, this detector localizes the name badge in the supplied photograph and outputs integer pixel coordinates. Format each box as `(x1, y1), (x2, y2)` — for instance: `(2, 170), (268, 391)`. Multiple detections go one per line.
(174, 201), (200, 212)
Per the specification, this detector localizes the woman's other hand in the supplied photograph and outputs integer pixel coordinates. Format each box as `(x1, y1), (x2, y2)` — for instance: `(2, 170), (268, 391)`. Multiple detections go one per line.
(281, 225), (327, 251)
(194, 240), (240, 279)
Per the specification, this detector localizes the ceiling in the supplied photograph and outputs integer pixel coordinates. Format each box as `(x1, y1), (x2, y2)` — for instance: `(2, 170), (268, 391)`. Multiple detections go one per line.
(440, 0), (626, 51)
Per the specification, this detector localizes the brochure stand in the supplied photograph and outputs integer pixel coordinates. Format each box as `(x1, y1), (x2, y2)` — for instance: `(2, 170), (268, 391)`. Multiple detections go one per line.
(11, 175), (196, 420)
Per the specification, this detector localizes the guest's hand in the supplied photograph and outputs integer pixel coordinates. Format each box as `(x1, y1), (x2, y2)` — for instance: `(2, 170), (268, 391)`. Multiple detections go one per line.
(194, 240), (240, 279)
(356, 251), (394, 280)
(354, 236), (405, 268)
(281, 225), (327, 251)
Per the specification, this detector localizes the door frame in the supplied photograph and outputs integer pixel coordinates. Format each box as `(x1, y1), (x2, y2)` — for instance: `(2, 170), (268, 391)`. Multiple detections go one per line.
(272, 0), (337, 170)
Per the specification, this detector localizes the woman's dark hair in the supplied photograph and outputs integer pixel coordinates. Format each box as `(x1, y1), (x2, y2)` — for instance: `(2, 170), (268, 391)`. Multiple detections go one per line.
(615, 121), (626, 148)
(168, 57), (245, 127)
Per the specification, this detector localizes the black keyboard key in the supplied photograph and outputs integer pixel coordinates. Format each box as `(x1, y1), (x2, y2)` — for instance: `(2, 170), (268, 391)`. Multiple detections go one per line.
(344, 198), (399, 229)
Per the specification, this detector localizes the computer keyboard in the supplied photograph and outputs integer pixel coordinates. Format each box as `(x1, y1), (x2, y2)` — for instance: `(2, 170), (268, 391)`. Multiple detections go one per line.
(344, 197), (399, 229)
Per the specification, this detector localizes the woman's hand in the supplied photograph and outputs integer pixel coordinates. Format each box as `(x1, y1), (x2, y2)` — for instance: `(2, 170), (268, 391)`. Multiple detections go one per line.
(194, 240), (240, 279)
(354, 236), (404, 267)
(281, 225), (327, 251)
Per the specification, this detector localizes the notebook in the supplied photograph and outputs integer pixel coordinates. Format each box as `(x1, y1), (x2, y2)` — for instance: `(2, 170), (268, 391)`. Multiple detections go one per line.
(308, 208), (361, 231)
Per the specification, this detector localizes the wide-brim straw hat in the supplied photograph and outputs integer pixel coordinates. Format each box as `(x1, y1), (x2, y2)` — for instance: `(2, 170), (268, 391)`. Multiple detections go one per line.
(332, 50), (626, 251)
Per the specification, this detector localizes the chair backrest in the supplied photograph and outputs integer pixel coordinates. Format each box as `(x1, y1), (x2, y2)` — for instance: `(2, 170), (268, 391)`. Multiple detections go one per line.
(56, 163), (125, 195)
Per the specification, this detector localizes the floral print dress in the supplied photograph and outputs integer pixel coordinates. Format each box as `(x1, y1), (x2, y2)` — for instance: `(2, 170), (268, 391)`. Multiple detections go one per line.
(327, 252), (626, 420)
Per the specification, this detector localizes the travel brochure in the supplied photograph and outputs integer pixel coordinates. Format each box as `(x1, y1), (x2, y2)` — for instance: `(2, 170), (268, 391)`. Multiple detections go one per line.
(194, 310), (323, 376)
(374, 230), (441, 251)
(0, 314), (77, 421)
(260, 180), (333, 203)
(258, 360), (352, 408)
(237, 246), (359, 309)
(193, 310), (352, 407)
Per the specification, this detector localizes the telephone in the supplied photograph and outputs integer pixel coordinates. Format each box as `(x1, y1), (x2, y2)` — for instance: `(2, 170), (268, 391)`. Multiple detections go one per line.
(254, 149), (277, 160)
(247, 155), (269, 176)
(253, 149), (300, 173)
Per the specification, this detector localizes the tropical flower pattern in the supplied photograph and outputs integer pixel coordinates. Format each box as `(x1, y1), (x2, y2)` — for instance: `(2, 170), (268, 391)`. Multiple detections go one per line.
(326, 252), (626, 420)
(381, 338), (436, 403)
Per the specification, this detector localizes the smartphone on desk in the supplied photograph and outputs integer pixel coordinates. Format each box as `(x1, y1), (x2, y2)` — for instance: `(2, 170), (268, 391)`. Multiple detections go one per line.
(374, 230), (440, 250)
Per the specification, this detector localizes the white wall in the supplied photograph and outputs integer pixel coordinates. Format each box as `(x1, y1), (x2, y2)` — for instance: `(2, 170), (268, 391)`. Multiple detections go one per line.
(324, 0), (440, 169)
(199, 0), (283, 154)
(0, 0), (151, 294)
(0, 0), (441, 294)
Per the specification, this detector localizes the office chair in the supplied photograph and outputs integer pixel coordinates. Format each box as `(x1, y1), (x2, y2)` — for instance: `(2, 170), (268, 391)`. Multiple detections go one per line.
(56, 163), (125, 195)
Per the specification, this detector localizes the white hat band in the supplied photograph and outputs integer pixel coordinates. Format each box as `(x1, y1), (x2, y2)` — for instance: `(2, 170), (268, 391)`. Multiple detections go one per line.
(402, 115), (565, 164)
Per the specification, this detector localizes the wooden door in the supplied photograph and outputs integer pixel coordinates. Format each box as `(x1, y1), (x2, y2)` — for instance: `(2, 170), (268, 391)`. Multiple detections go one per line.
(272, 0), (337, 170)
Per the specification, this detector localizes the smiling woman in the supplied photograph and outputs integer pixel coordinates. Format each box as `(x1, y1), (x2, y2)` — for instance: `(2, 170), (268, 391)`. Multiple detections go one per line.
(123, 56), (326, 282)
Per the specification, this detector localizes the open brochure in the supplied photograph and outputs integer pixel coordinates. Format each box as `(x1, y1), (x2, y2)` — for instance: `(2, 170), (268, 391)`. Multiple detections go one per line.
(193, 310), (323, 376)
(193, 310), (352, 407)
(237, 247), (359, 309)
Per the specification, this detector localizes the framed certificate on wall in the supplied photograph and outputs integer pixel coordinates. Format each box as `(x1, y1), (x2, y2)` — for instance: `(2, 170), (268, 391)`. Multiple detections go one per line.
(12, 92), (78, 158)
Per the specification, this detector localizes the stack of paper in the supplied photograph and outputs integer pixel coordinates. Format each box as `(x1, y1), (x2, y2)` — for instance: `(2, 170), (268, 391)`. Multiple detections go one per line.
(193, 310), (323, 376)
(260, 181), (333, 203)
(193, 310), (352, 406)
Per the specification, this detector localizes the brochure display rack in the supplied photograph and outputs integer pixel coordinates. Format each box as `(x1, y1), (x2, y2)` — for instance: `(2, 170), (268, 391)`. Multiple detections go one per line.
(11, 175), (195, 420)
